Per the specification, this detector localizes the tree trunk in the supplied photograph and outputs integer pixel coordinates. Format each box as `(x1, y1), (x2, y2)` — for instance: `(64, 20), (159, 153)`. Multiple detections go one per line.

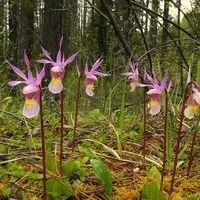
(43, 0), (63, 57)
(9, 0), (19, 64)
(160, 0), (170, 67)
(148, 0), (159, 50)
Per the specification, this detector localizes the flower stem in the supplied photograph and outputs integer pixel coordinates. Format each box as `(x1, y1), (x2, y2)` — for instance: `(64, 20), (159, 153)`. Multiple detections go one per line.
(160, 89), (168, 190)
(59, 90), (64, 175)
(142, 88), (147, 164)
(187, 114), (200, 174)
(169, 83), (191, 195)
(71, 74), (82, 153)
(39, 86), (47, 199)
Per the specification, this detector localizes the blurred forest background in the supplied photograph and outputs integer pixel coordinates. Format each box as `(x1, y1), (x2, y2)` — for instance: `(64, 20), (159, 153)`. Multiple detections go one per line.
(0, 0), (200, 89)
(0, 0), (200, 115)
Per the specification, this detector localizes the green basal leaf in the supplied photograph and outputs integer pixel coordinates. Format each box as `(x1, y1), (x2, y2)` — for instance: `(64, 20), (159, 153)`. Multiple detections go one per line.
(90, 159), (112, 198)
(147, 166), (161, 188)
(140, 182), (166, 200)
(62, 160), (85, 181)
(47, 179), (73, 199)
(46, 152), (58, 174)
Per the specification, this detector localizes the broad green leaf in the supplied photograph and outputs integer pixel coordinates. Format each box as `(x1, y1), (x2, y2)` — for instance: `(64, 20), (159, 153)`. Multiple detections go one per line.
(62, 160), (85, 181)
(78, 145), (97, 159)
(147, 166), (161, 188)
(90, 159), (112, 198)
(140, 182), (166, 200)
(46, 152), (58, 174)
(47, 179), (73, 199)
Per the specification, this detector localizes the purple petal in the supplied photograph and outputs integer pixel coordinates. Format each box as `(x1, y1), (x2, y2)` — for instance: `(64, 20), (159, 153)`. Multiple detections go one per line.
(56, 49), (62, 63)
(63, 53), (77, 67)
(147, 88), (162, 95)
(24, 52), (30, 67)
(28, 70), (34, 81)
(86, 74), (98, 80)
(84, 63), (89, 75)
(135, 83), (149, 88)
(41, 47), (52, 61)
(122, 72), (134, 77)
(92, 58), (102, 71)
(59, 36), (63, 48)
(36, 59), (52, 64)
(36, 67), (45, 85)
(93, 71), (109, 77)
(8, 80), (25, 86)
(160, 73), (168, 89)
(167, 80), (172, 93)
(11, 66), (28, 80)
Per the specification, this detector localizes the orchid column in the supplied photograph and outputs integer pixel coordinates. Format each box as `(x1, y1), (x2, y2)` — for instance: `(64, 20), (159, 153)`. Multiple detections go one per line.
(37, 38), (77, 174)
(8, 53), (47, 199)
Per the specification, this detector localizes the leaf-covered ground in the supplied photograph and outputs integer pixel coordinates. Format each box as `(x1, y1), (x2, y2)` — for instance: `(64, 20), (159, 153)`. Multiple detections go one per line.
(0, 109), (200, 199)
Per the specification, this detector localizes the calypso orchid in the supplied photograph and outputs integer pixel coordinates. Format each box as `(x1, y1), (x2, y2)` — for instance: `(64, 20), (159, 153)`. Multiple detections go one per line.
(122, 61), (143, 92)
(8, 53), (45, 118)
(146, 71), (171, 115)
(84, 58), (109, 96)
(37, 37), (77, 94)
(184, 86), (200, 119)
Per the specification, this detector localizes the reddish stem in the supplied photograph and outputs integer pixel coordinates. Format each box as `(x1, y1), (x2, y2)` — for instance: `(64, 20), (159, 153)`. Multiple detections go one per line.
(39, 86), (47, 199)
(71, 74), (82, 153)
(59, 90), (64, 175)
(160, 90), (168, 190)
(187, 115), (200, 174)
(169, 82), (192, 195)
(142, 88), (147, 164)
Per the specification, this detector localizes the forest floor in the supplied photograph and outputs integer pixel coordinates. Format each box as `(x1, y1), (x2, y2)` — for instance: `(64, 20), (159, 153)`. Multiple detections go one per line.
(0, 109), (200, 200)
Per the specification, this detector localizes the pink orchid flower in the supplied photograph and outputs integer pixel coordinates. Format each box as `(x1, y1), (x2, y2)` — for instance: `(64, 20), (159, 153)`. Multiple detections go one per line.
(84, 58), (109, 96)
(8, 53), (45, 118)
(146, 71), (171, 115)
(37, 37), (77, 94)
(122, 61), (145, 92)
(184, 87), (200, 119)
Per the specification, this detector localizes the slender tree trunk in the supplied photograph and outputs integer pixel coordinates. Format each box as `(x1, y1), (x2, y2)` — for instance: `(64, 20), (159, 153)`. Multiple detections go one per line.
(20, 0), (36, 58)
(160, 0), (170, 68)
(9, 0), (19, 64)
(177, 0), (183, 94)
(148, 0), (159, 50)
(43, 0), (63, 57)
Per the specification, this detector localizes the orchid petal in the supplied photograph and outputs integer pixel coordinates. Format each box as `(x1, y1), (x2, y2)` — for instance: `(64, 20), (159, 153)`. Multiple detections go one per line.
(36, 59), (52, 64)
(92, 71), (109, 77)
(85, 84), (94, 96)
(91, 58), (102, 71)
(36, 67), (45, 85)
(149, 100), (161, 115)
(8, 80), (25, 86)
(84, 63), (89, 75)
(23, 98), (40, 118)
(11, 66), (28, 81)
(24, 52), (30, 67)
(56, 49), (62, 63)
(160, 73), (168, 89)
(122, 72), (134, 77)
(41, 47), (52, 61)
(48, 78), (63, 94)
(63, 53), (77, 67)
(86, 74), (98, 81)
(147, 88), (162, 95)
(184, 105), (198, 119)
(28, 70), (34, 81)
